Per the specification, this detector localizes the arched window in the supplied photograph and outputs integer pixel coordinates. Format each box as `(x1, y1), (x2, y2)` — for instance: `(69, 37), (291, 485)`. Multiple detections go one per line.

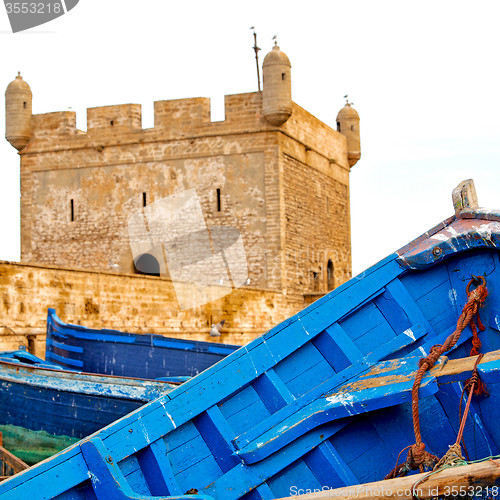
(134, 253), (160, 277)
(327, 260), (335, 291)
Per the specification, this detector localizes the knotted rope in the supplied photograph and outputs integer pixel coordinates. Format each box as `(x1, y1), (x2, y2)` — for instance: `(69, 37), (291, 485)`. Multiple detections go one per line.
(385, 276), (488, 480)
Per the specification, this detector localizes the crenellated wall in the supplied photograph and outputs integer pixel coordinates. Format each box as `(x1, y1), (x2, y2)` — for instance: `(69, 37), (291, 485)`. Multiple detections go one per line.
(19, 92), (352, 298)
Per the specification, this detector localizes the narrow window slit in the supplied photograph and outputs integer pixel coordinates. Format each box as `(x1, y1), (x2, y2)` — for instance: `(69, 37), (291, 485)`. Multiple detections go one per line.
(70, 199), (74, 222)
(143, 193), (147, 207)
(217, 189), (221, 212)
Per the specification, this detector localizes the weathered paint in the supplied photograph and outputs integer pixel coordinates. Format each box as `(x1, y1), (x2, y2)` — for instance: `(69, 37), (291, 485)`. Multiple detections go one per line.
(45, 308), (240, 378)
(2, 208), (500, 498)
(0, 352), (178, 464)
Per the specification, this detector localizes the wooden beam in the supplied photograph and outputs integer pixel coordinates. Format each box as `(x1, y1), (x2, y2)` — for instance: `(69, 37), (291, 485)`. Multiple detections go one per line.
(0, 444), (28, 474)
(340, 349), (500, 394)
(278, 460), (500, 500)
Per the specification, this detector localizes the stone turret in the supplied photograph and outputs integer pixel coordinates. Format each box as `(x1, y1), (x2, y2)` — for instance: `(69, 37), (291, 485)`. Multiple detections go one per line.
(336, 101), (360, 167)
(5, 72), (32, 151)
(262, 42), (292, 126)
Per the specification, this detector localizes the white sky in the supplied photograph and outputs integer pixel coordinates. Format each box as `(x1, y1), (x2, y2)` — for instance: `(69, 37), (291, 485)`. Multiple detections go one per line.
(1, 1), (500, 276)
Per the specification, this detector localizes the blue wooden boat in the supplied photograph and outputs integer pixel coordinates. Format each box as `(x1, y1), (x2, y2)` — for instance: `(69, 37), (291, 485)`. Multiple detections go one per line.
(0, 350), (179, 465)
(3, 182), (500, 499)
(45, 309), (240, 378)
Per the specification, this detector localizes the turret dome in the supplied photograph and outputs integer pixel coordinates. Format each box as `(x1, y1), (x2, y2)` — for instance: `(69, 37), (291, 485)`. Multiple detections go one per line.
(263, 43), (291, 67)
(336, 102), (359, 120)
(6, 72), (31, 93)
(262, 42), (292, 126)
(336, 100), (361, 168)
(5, 72), (33, 151)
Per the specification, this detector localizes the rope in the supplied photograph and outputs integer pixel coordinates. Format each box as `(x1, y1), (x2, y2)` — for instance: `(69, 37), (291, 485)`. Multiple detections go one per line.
(385, 276), (488, 480)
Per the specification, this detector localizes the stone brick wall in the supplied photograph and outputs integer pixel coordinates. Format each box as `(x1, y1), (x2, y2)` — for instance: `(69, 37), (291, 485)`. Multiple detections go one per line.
(283, 154), (351, 297)
(0, 261), (300, 359)
(12, 90), (354, 345)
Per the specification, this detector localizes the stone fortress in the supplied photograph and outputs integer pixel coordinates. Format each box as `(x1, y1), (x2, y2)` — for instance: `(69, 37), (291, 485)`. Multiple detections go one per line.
(2, 43), (360, 355)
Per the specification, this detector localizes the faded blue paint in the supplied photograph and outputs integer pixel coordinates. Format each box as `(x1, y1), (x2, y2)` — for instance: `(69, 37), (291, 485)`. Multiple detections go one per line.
(0, 353), (178, 456)
(45, 309), (240, 378)
(2, 208), (500, 499)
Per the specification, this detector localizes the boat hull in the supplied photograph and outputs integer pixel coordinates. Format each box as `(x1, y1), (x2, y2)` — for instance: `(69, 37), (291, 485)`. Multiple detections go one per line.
(45, 309), (240, 378)
(2, 208), (500, 498)
(0, 357), (176, 464)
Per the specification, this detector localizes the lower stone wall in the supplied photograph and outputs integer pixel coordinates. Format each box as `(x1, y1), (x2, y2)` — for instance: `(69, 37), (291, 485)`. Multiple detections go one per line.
(0, 261), (302, 359)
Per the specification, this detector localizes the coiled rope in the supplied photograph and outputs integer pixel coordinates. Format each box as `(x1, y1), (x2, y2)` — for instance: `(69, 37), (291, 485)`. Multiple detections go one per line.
(385, 276), (488, 480)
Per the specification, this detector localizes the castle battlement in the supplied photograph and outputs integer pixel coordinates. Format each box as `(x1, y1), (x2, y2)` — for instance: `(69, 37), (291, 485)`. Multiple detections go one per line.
(24, 92), (351, 174)
(6, 45), (360, 304)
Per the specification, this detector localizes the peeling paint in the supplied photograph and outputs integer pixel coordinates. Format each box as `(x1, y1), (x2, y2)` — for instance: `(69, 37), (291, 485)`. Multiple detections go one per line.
(403, 328), (416, 342)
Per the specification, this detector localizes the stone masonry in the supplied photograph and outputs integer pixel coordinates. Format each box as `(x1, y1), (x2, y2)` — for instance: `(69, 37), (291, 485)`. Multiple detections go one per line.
(4, 45), (361, 350)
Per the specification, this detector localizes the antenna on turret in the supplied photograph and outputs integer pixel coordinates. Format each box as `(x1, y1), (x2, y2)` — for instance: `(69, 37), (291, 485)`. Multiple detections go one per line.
(250, 27), (261, 92)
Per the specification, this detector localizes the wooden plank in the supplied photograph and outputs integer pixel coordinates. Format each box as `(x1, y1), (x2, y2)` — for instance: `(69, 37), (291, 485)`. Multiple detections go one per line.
(321, 324), (363, 365)
(236, 350), (500, 463)
(233, 328), (430, 453)
(252, 369), (295, 414)
(193, 406), (239, 473)
(136, 438), (183, 496)
(0, 445), (28, 475)
(384, 279), (436, 341)
(274, 460), (500, 500)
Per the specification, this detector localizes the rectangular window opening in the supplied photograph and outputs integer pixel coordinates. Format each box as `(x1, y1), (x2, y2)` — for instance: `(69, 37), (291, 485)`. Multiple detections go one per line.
(143, 193), (147, 207)
(70, 199), (74, 222)
(23, 102), (26, 109)
(337, 122), (341, 132)
(216, 189), (221, 212)
(351, 125), (354, 131)
(27, 335), (35, 355)
(282, 73), (285, 80)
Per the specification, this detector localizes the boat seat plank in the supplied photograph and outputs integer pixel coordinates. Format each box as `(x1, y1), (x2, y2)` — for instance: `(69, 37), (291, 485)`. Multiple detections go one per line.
(236, 350), (499, 464)
(235, 375), (426, 463)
